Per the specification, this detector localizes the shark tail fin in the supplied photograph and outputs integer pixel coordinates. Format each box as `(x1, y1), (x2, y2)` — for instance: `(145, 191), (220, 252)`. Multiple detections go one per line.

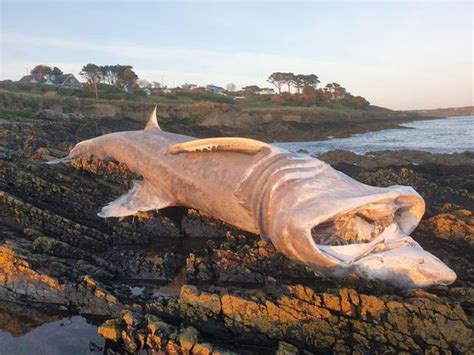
(144, 106), (161, 132)
(168, 137), (270, 155)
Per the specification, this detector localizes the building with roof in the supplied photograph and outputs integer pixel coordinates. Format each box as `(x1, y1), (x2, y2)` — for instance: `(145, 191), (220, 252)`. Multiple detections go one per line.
(205, 84), (226, 95)
(18, 73), (81, 89)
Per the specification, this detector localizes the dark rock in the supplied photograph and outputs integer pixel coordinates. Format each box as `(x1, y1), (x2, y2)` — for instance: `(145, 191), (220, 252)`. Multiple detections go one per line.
(0, 112), (472, 353)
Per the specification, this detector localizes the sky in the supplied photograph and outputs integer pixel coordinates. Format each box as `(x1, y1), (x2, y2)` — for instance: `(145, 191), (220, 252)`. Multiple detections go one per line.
(0, 0), (472, 110)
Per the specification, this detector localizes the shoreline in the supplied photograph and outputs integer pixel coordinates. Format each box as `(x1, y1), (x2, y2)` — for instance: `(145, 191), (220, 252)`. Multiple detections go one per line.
(0, 110), (473, 353)
(163, 113), (443, 143)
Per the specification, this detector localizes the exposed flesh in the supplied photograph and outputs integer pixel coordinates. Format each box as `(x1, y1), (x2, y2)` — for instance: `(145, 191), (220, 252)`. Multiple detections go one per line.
(311, 202), (402, 246)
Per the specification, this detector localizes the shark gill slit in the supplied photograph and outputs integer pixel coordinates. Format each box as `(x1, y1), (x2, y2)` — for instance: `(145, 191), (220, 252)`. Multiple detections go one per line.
(239, 153), (416, 248)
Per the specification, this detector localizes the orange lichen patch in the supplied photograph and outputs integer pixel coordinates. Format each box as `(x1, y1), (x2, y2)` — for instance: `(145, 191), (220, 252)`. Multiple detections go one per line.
(322, 293), (341, 312)
(83, 275), (97, 288)
(359, 295), (386, 320)
(0, 244), (63, 291)
(451, 209), (472, 220)
(174, 283), (472, 352)
(135, 211), (154, 221)
(106, 294), (118, 304)
(303, 303), (332, 320)
(277, 294), (331, 320)
(180, 285), (221, 314)
(221, 294), (260, 323)
(95, 289), (107, 299)
(420, 213), (474, 242)
(97, 319), (123, 342)
(285, 284), (320, 305)
(339, 288), (356, 316)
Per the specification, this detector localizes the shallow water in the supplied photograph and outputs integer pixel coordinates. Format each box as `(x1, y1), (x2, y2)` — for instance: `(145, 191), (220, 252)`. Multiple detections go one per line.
(277, 116), (474, 155)
(0, 315), (104, 355)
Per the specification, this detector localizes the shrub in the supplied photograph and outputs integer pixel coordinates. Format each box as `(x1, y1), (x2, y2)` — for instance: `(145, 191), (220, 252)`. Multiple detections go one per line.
(341, 94), (370, 109)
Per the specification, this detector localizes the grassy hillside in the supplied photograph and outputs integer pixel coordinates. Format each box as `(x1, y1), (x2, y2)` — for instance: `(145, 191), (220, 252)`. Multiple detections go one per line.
(0, 86), (433, 142)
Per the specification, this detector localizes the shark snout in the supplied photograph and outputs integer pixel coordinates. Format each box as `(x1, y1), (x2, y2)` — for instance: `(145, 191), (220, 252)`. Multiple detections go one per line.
(352, 240), (457, 288)
(415, 252), (457, 286)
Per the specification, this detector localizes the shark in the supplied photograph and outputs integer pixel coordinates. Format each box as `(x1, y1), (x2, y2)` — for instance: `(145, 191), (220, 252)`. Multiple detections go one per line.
(49, 107), (457, 288)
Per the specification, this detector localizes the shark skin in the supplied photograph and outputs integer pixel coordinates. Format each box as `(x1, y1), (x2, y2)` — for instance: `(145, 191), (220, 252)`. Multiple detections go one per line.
(50, 108), (457, 289)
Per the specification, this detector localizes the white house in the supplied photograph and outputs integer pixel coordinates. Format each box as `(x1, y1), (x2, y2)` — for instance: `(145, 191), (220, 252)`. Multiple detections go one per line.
(206, 84), (226, 95)
(257, 88), (275, 95)
(181, 83), (198, 90)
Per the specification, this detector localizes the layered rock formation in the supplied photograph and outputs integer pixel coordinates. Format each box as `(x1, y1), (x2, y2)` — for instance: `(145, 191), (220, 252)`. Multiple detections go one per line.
(0, 112), (472, 353)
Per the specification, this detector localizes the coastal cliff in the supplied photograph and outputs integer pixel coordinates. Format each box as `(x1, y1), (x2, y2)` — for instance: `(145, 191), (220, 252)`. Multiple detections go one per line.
(0, 89), (433, 142)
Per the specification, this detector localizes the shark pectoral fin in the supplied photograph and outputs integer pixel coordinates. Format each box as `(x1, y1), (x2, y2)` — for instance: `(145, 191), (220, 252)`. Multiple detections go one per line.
(168, 137), (270, 155)
(98, 180), (172, 218)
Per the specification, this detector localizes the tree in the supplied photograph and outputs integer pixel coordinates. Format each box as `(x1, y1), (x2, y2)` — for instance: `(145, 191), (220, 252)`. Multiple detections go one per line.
(267, 72), (286, 94)
(96, 64), (135, 86)
(242, 85), (261, 94)
(341, 94), (370, 109)
(79, 63), (101, 100)
(119, 67), (139, 91)
(291, 74), (305, 94)
(51, 66), (63, 76)
(301, 74), (320, 89)
(152, 81), (161, 89)
(98, 65), (113, 85)
(226, 83), (237, 92)
(31, 65), (52, 77)
(282, 72), (295, 93)
(324, 82), (346, 101)
(301, 86), (325, 106)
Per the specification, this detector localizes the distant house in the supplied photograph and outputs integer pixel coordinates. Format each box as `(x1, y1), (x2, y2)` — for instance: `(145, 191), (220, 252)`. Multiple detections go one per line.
(18, 74), (44, 84)
(256, 88), (275, 95)
(181, 83), (198, 91)
(206, 84), (226, 95)
(18, 73), (81, 89)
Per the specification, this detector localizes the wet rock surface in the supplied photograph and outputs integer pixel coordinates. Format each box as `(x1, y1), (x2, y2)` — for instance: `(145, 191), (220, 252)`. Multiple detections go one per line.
(0, 112), (473, 353)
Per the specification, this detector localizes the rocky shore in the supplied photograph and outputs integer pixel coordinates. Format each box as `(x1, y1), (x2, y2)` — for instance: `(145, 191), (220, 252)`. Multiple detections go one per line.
(1, 93), (436, 142)
(0, 111), (472, 353)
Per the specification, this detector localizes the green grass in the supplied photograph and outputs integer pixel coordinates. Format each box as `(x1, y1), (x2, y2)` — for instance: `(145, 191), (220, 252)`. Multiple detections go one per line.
(0, 80), (377, 115)
(0, 108), (36, 119)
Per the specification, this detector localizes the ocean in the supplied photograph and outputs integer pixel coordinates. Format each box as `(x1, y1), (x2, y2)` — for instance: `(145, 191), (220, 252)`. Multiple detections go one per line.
(277, 115), (474, 155)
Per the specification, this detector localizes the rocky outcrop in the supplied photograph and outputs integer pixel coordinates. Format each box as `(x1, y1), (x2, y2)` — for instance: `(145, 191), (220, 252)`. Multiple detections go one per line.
(0, 232), (121, 315)
(0, 111), (472, 353)
(177, 284), (472, 353)
(419, 211), (474, 246)
(98, 310), (239, 354)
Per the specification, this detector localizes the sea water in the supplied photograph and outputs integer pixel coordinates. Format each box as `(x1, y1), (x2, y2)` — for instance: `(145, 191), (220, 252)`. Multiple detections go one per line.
(277, 116), (474, 155)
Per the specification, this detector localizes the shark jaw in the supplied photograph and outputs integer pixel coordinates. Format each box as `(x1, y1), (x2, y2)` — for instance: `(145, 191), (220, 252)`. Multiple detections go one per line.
(309, 207), (457, 289)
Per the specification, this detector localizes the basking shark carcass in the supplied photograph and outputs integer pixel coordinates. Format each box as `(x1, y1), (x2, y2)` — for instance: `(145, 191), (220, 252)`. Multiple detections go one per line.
(50, 108), (456, 288)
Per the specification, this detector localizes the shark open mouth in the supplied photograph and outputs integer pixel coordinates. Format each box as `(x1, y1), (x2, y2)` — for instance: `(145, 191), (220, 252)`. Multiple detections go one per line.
(292, 192), (456, 288)
(308, 196), (425, 265)
(311, 200), (412, 246)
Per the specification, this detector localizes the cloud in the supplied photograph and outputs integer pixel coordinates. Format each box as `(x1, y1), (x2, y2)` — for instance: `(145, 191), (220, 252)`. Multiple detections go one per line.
(1, 33), (472, 109)
(0, 33), (375, 84)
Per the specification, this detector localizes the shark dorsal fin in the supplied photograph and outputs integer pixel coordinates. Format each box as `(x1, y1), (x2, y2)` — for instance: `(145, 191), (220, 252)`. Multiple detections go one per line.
(144, 106), (161, 132)
(168, 137), (270, 155)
